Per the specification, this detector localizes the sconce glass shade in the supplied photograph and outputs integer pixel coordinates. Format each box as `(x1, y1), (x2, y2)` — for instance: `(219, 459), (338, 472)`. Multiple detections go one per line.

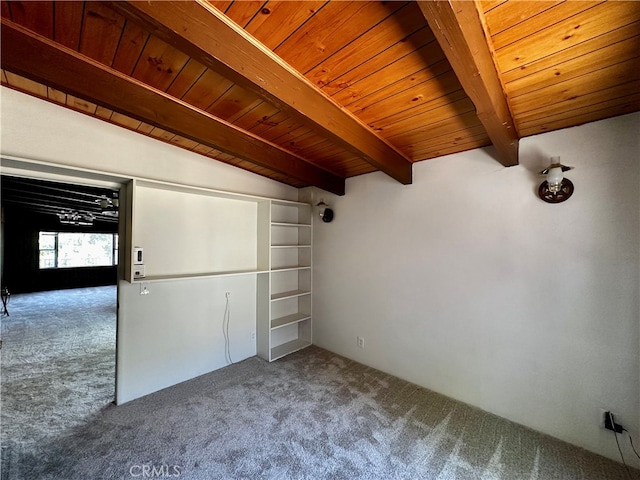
(538, 157), (574, 203)
(546, 166), (564, 193)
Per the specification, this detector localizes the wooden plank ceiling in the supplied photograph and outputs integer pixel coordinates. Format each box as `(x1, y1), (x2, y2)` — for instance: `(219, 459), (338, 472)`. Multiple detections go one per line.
(1, 1), (639, 195)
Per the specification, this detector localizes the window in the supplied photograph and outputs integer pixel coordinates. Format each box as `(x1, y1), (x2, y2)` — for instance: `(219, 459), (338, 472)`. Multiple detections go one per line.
(39, 232), (58, 269)
(38, 232), (119, 269)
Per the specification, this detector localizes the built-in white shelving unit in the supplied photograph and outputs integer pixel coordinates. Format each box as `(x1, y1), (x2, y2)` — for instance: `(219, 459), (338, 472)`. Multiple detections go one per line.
(126, 179), (311, 362)
(257, 200), (312, 361)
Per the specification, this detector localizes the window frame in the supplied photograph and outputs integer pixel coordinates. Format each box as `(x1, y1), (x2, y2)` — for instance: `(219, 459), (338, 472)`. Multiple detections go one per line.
(38, 231), (59, 269)
(38, 231), (119, 270)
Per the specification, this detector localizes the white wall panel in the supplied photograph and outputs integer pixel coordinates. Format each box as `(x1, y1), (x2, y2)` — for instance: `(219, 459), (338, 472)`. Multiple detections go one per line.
(117, 275), (256, 403)
(134, 186), (257, 277)
(311, 112), (640, 466)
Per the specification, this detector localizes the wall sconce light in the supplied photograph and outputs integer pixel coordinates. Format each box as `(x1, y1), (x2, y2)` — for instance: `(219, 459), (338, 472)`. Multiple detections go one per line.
(538, 156), (574, 203)
(316, 201), (334, 223)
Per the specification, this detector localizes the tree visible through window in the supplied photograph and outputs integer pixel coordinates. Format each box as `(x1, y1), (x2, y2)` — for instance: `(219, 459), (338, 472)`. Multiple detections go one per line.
(38, 232), (118, 269)
(39, 232), (57, 269)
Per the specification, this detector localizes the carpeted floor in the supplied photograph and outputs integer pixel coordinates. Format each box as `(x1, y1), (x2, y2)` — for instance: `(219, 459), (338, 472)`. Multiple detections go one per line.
(1, 286), (116, 479)
(1, 287), (638, 479)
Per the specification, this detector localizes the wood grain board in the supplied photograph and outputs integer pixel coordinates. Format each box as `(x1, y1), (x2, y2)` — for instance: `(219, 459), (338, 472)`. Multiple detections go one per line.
(482, 0), (640, 138)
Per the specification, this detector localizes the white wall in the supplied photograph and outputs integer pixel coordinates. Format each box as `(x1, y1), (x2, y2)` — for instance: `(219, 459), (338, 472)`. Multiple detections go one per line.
(133, 186), (258, 277)
(1, 88), (298, 403)
(311, 112), (640, 465)
(117, 274), (256, 403)
(0, 88), (297, 200)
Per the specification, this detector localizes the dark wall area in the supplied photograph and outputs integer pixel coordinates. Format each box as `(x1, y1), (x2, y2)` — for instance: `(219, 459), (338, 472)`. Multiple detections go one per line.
(1, 206), (118, 293)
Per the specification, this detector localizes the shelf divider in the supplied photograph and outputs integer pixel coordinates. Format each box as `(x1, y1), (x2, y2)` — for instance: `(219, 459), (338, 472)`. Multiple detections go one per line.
(271, 313), (311, 330)
(271, 289), (311, 301)
(270, 339), (312, 361)
(271, 266), (311, 272)
(271, 222), (311, 227)
(132, 269), (269, 283)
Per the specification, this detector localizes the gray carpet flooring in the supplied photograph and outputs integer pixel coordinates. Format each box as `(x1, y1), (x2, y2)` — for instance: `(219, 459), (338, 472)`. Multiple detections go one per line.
(1, 286), (116, 479)
(1, 287), (638, 479)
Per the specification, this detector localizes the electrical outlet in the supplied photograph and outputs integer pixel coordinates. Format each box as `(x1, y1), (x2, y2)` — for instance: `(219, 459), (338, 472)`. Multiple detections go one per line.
(251, 332), (256, 341)
(357, 336), (365, 349)
(601, 409), (624, 433)
(225, 292), (231, 299)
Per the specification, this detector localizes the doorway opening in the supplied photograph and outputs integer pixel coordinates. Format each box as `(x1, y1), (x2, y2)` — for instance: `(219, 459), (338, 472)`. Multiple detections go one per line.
(0, 172), (124, 460)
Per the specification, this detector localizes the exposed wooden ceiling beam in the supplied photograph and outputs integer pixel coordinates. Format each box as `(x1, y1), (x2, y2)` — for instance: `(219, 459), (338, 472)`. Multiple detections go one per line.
(0, 19), (345, 195)
(417, 0), (519, 167)
(107, 0), (412, 185)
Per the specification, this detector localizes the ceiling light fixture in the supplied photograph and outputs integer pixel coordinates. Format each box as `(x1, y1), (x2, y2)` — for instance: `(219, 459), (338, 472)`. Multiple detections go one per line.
(58, 210), (94, 226)
(97, 192), (119, 216)
(538, 157), (574, 204)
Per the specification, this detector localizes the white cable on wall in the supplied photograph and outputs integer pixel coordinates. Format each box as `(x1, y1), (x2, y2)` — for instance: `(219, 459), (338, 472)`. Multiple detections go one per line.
(222, 292), (233, 365)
